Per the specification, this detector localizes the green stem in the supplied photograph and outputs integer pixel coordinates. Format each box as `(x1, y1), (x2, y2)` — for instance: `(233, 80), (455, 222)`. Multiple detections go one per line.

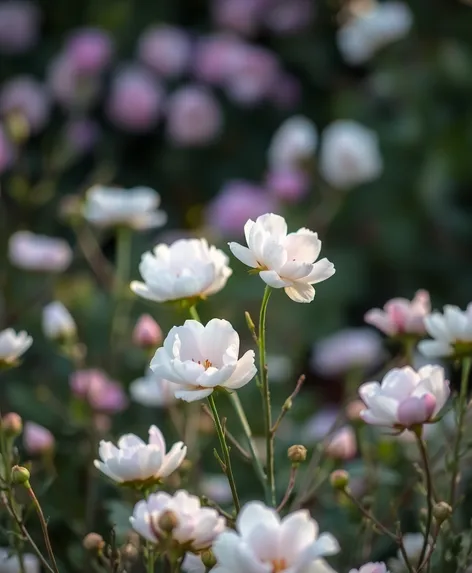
(448, 357), (471, 508)
(207, 394), (240, 513)
(146, 543), (154, 573)
(228, 393), (267, 491)
(415, 434), (433, 569)
(189, 305), (200, 322)
(110, 226), (133, 356)
(258, 285), (275, 505)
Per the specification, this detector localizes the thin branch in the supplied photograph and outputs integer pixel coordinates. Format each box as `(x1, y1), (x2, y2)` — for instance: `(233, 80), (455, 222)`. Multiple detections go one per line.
(271, 375), (306, 436)
(202, 405), (251, 461)
(277, 466), (299, 513)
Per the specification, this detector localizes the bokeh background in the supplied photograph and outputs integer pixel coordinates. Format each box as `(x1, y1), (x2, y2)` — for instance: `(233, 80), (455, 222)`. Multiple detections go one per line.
(2, 0), (472, 570)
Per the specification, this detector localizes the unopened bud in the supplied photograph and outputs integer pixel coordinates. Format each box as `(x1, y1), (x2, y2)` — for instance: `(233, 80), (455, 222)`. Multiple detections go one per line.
(158, 510), (178, 533)
(201, 549), (217, 569)
(244, 311), (256, 337)
(1, 412), (23, 437)
(11, 465), (30, 485)
(283, 398), (293, 412)
(83, 533), (105, 552)
(330, 469), (349, 490)
(287, 444), (307, 464)
(433, 501), (452, 525)
(346, 400), (365, 422)
(132, 314), (162, 348)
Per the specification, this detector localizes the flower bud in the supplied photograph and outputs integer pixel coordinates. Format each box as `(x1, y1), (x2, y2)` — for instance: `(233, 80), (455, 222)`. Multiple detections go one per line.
(121, 542), (139, 561)
(42, 301), (77, 341)
(330, 469), (349, 490)
(287, 444), (307, 464)
(83, 532), (105, 552)
(11, 465), (30, 485)
(433, 501), (452, 525)
(132, 314), (162, 348)
(201, 549), (217, 569)
(157, 510), (179, 533)
(1, 412), (23, 436)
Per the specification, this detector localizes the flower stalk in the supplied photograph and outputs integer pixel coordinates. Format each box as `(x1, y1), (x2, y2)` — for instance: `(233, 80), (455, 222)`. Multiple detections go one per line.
(414, 431), (433, 569)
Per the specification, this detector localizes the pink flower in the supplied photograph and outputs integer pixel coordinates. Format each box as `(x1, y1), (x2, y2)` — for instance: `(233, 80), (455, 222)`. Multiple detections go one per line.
(132, 314), (163, 348)
(266, 168), (309, 202)
(24, 422), (54, 455)
(365, 290), (431, 337)
(64, 28), (113, 74)
(0, 76), (50, 133)
(263, 0), (315, 35)
(8, 231), (72, 272)
(205, 180), (278, 237)
(324, 426), (357, 460)
(193, 33), (247, 85)
(70, 369), (128, 413)
(0, 125), (15, 173)
(106, 65), (164, 132)
(211, 0), (265, 36)
(0, 0), (40, 54)
(63, 118), (100, 154)
(137, 25), (191, 77)
(166, 85), (222, 146)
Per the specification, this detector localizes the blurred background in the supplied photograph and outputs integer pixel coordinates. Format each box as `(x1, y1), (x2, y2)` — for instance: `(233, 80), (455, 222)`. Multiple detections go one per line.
(2, 0), (472, 569)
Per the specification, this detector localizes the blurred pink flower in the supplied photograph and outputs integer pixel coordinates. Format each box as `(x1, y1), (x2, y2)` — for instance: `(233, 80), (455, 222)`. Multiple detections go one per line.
(166, 85), (222, 146)
(0, 76), (50, 133)
(0, 0), (40, 54)
(133, 314), (163, 348)
(0, 125), (15, 173)
(70, 369), (128, 413)
(266, 168), (309, 202)
(302, 406), (339, 443)
(8, 231), (72, 272)
(211, 0), (266, 36)
(138, 25), (191, 77)
(24, 422), (54, 455)
(223, 45), (280, 105)
(106, 65), (164, 132)
(263, 0), (315, 35)
(324, 426), (357, 460)
(47, 52), (101, 110)
(205, 180), (278, 237)
(63, 118), (101, 154)
(64, 27), (113, 74)
(365, 290), (431, 337)
(193, 33), (246, 85)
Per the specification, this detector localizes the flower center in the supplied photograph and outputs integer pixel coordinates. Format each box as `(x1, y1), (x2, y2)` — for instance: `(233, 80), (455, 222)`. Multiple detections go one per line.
(270, 559), (287, 572)
(193, 358), (213, 370)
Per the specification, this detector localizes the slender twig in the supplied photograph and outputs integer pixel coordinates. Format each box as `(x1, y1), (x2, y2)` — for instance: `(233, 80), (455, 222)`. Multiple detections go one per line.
(258, 285), (275, 506)
(417, 525), (441, 573)
(277, 466), (299, 512)
(202, 405), (251, 461)
(341, 488), (397, 541)
(200, 497), (235, 522)
(207, 395), (240, 512)
(415, 433), (434, 568)
(271, 375), (306, 436)
(73, 223), (113, 290)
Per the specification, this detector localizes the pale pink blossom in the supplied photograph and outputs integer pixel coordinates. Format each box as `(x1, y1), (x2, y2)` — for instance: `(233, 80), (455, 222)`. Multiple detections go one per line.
(193, 34), (246, 85)
(302, 407), (339, 443)
(324, 426), (357, 460)
(0, 76), (50, 133)
(0, 1), (40, 54)
(137, 25), (191, 77)
(350, 563), (389, 573)
(24, 422), (54, 454)
(365, 290), (430, 337)
(8, 231), (72, 272)
(266, 169), (309, 202)
(166, 85), (222, 146)
(64, 28), (113, 74)
(132, 314), (163, 348)
(211, 0), (265, 36)
(70, 369), (128, 413)
(263, 0), (315, 35)
(205, 181), (277, 237)
(418, 304), (472, 358)
(106, 65), (164, 132)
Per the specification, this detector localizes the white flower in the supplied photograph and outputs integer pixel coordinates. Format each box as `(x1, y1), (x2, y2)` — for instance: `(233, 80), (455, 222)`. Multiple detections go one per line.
(350, 563), (389, 573)
(359, 365), (450, 429)
(8, 231), (72, 272)
(365, 290), (430, 337)
(0, 549), (39, 573)
(129, 369), (178, 407)
(337, 2), (413, 65)
(0, 328), (32, 365)
(418, 304), (472, 358)
(268, 115), (318, 170)
(130, 489), (226, 551)
(94, 425), (186, 485)
(131, 238), (232, 303)
(389, 534), (425, 573)
(42, 301), (76, 340)
(311, 328), (384, 376)
(212, 501), (339, 573)
(150, 319), (257, 402)
(83, 185), (167, 230)
(319, 120), (383, 189)
(229, 213), (335, 303)
(182, 554), (205, 573)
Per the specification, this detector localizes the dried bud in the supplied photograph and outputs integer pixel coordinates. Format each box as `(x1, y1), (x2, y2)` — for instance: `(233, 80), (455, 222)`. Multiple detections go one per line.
(201, 549), (217, 569)
(330, 469), (349, 490)
(1, 412), (23, 437)
(11, 465), (30, 485)
(433, 501), (452, 525)
(287, 444), (307, 464)
(121, 543), (139, 561)
(158, 510), (178, 533)
(83, 533), (105, 552)
(132, 314), (163, 348)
